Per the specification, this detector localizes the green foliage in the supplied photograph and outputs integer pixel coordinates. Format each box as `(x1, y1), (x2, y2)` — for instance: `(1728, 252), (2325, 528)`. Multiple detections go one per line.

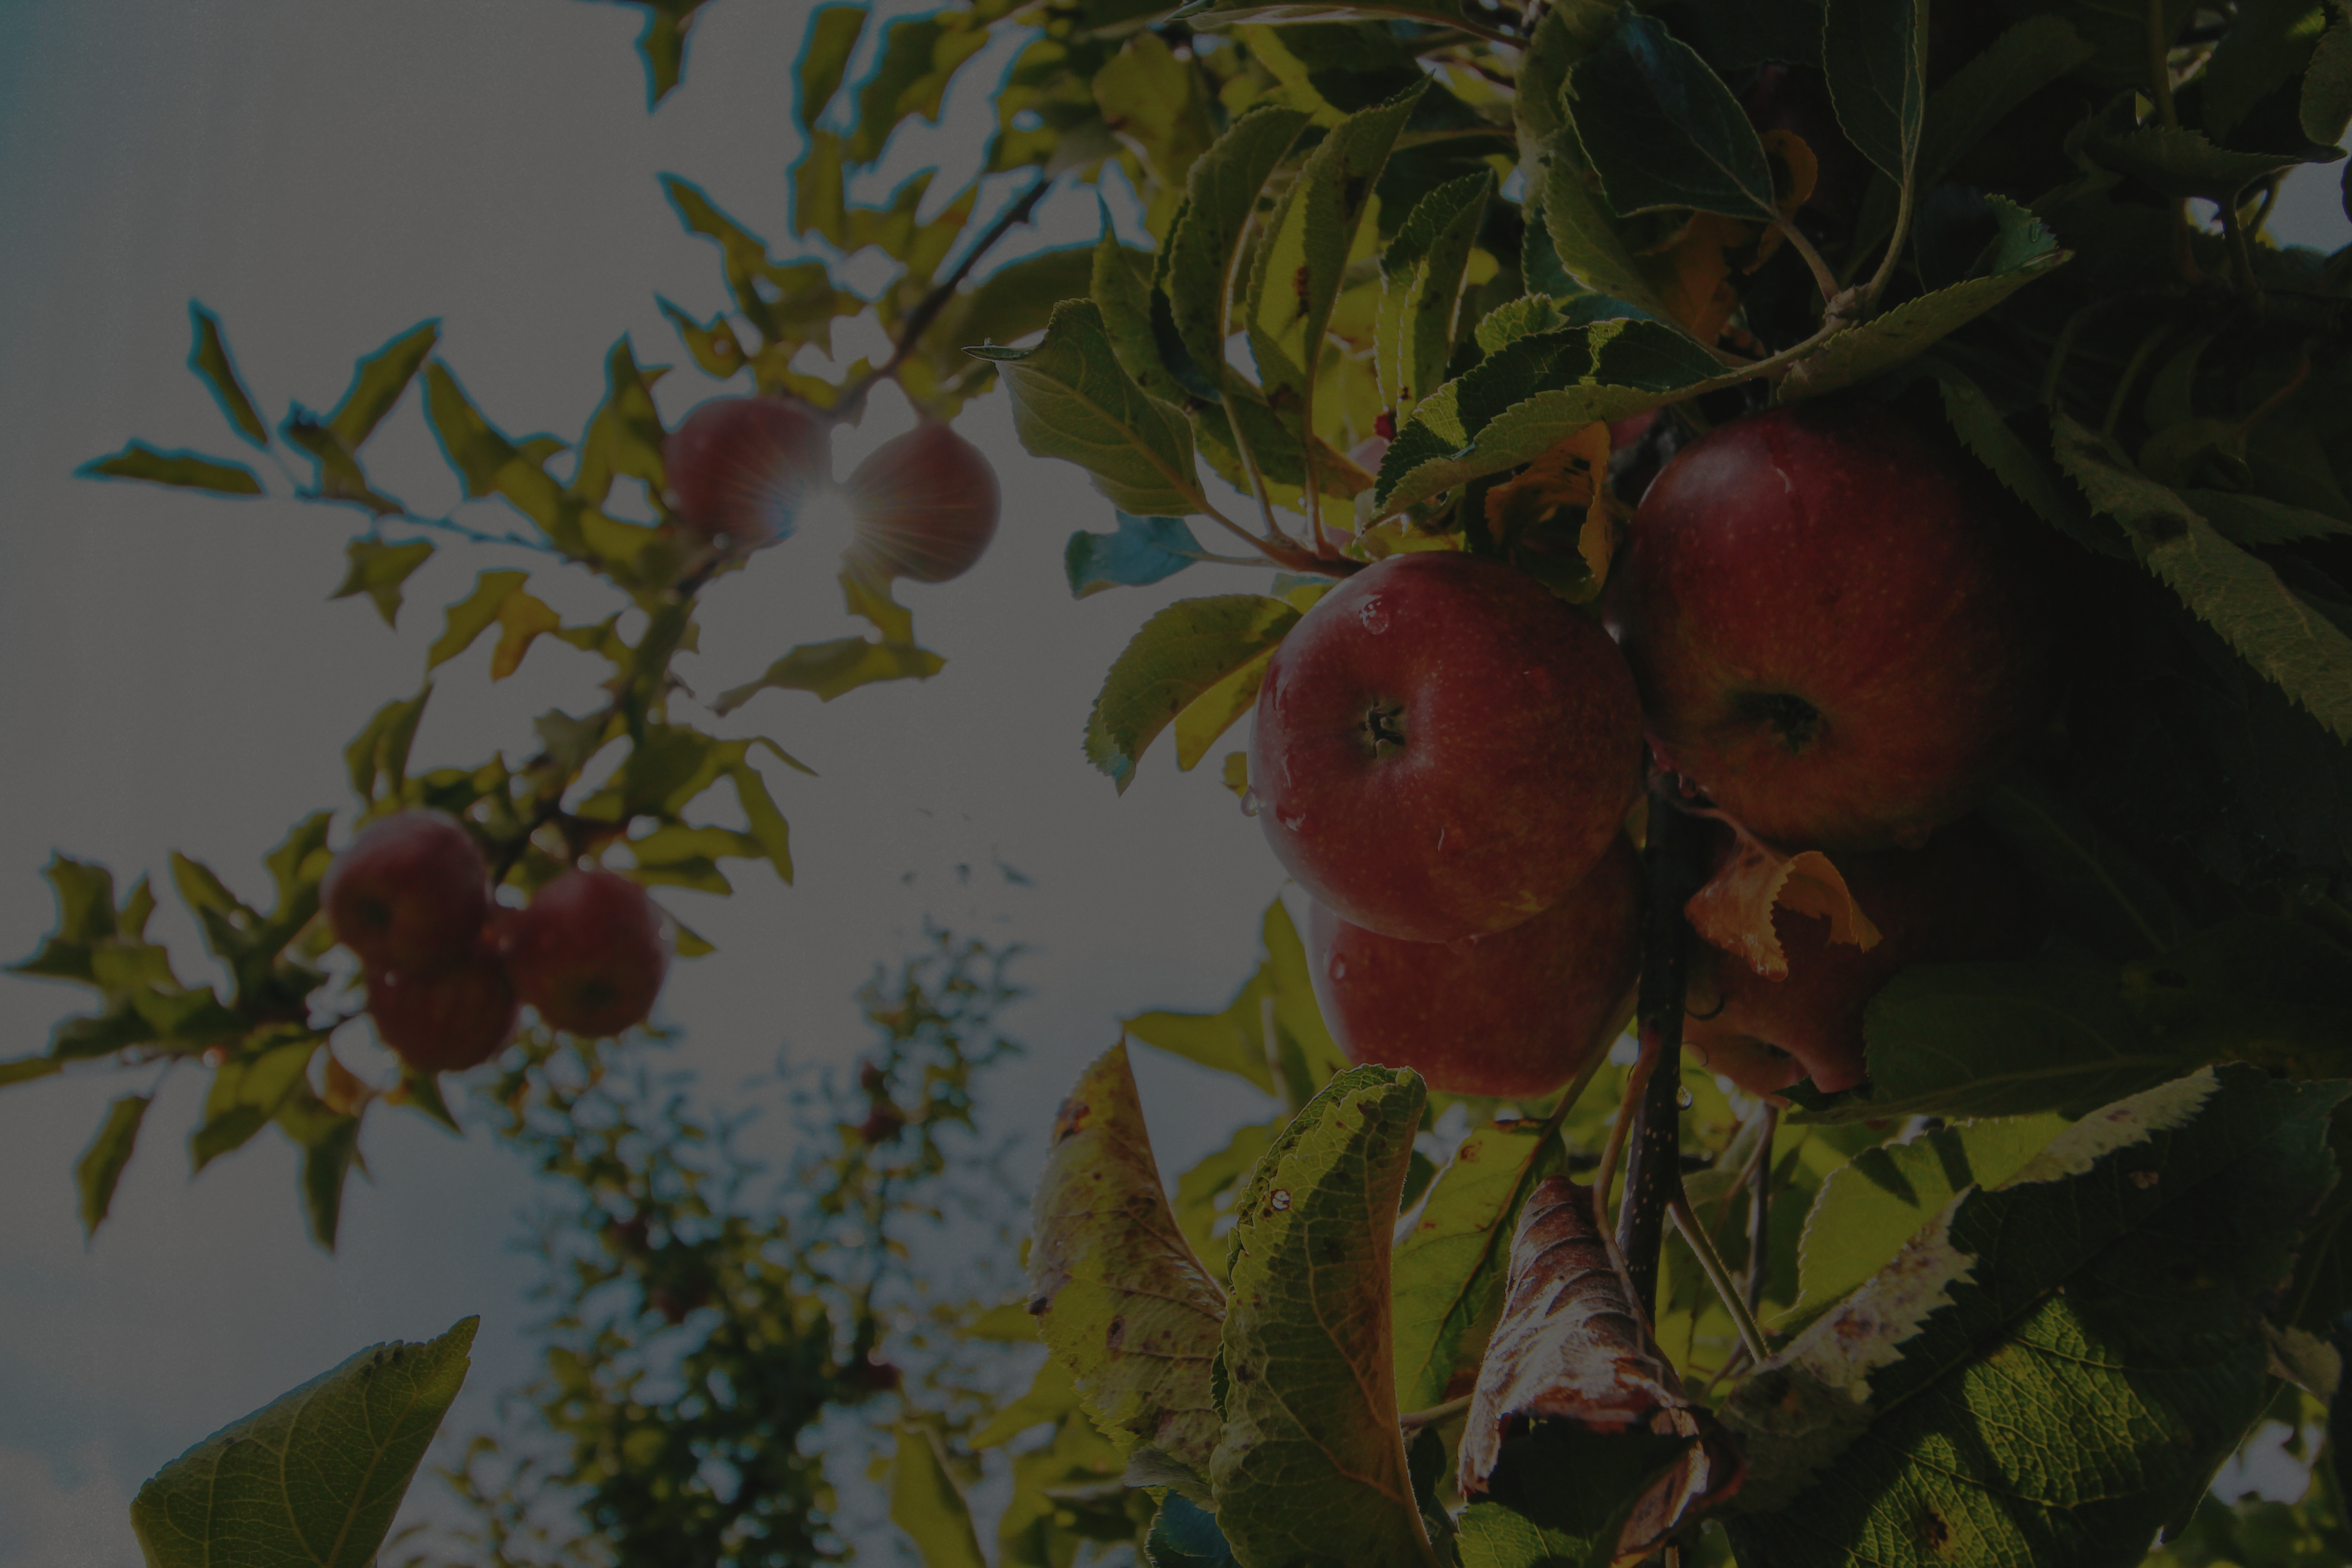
(132, 1317), (476, 1568)
(1083, 594), (1300, 790)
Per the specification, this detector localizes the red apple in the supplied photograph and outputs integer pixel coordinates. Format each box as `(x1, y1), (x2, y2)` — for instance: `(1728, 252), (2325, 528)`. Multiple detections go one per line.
(1308, 834), (1642, 1099)
(323, 810), (492, 976)
(504, 868), (669, 1036)
(1685, 816), (2046, 1097)
(1250, 552), (1644, 944)
(1603, 400), (2063, 853)
(663, 395), (831, 552)
(842, 421), (1000, 583)
(367, 946), (519, 1073)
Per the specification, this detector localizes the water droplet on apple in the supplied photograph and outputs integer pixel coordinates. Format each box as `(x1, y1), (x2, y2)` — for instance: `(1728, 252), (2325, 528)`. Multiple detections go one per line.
(1239, 788), (1261, 818)
(1328, 955), (1347, 981)
(1675, 1085), (1695, 1109)
(1357, 595), (1390, 634)
(1277, 808), (1309, 833)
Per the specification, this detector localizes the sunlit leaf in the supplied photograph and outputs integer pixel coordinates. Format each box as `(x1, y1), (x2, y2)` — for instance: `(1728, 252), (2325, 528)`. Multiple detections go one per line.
(797, 4), (866, 130)
(185, 301), (269, 447)
(75, 1093), (151, 1239)
(130, 1317), (475, 1568)
(972, 300), (1206, 518)
(1686, 826), (1880, 980)
(77, 441), (265, 496)
(1166, 105), (1313, 394)
(710, 637), (944, 711)
(325, 319), (440, 450)
(329, 538), (434, 628)
(1210, 1065), (1437, 1568)
(1029, 1044), (1226, 1489)
(1083, 594), (1298, 791)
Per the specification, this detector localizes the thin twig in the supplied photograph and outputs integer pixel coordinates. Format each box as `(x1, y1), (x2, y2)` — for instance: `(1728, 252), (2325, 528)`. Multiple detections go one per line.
(1774, 218), (1840, 304)
(1399, 1393), (1474, 1429)
(1615, 789), (1706, 1319)
(1744, 1102), (1778, 1317)
(1670, 1196), (1770, 1366)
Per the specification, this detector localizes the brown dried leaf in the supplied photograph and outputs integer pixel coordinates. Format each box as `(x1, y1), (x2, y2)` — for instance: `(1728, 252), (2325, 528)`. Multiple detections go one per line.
(1458, 1177), (1742, 1563)
(1027, 1045), (1227, 1490)
(1686, 818), (1881, 979)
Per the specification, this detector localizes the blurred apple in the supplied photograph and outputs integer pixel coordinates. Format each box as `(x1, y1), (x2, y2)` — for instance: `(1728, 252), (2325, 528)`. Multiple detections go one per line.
(367, 946), (519, 1074)
(842, 421), (1001, 583)
(323, 809), (492, 976)
(505, 868), (670, 1037)
(663, 395), (832, 552)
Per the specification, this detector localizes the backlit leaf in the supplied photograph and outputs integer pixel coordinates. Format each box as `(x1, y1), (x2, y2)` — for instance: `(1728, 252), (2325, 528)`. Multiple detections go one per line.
(1378, 172), (1493, 418)
(345, 686), (430, 804)
(797, 5), (866, 129)
(489, 588), (563, 681)
(848, 12), (990, 164)
(1171, 646), (1276, 772)
(2053, 412), (2352, 742)
(1725, 1067), (2345, 1562)
(78, 441), (264, 496)
(325, 319), (439, 450)
(186, 302), (268, 447)
(1083, 594), (1298, 791)
(428, 569), (528, 670)
(1166, 106), (1313, 393)
(1391, 1120), (1566, 1414)
(191, 1036), (319, 1172)
(281, 409), (404, 516)
(329, 538), (433, 628)
(1781, 1112), (2068, 1331)
(620, 0), (711, 108)
(974, 300), (1206, 518)
(2085, 124), (2342, 202)
(1028, 1044), (1227, 1488)
(888, 1424), (988, 1568)
(130, 1317), (475, 1568)
(1176, 1119), (1279, 1275)
(710, 637), (944, 712)
(75, 1093), (150, 1239)
(1210, 1065), (1438, 1568)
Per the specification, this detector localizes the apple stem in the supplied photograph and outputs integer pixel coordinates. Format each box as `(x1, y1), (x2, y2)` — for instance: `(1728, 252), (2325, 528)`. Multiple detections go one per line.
(1773, 218), (1840, 305)
(1669, 1195), (1770, 1365)
(1743, 1102), (1778, 1316)
(1615, 786), (1708, 1320)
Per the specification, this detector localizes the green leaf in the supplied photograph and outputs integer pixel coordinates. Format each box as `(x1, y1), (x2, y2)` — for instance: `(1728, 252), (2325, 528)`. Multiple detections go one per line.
(1783, 1112), (2068, 1330)
(2053, 412), (2352, 742)
(130, 1317), (476, 1568)
(1567, 12), (1778, 220)
(328, 538), (434, 628)
(1979, 768), (2190, 961)
(1210, 1065), (1438, 1568)
(325, 320), (439, 450)
(2185, 488), (2352, 546)
(281, 409), (404, 516)
(1781, 197), (2066, 398)
(1391, 1120), (1565, 1414)
(277, 1090), (362, 1252)
(2304, 11), (2352, 145)
(1376, 318), (1724, 515)
(1830, 962), (2205, 1121)
(186, 302), (269, 447)
(709, 637), (945, 712)
(1175, 1119), (1279, 1275)
(344, 687), (430, 804)
(1083, 594), (1299, 791)
(1725, 1066), (2347, 1558)
(1927, 363), (2122, 557)
(970, 1355), (1082, 1450)
(1065, 511), (1207, 598)
(568, 338), (666, 509)
(725, 761), (795, 885)
(1821, 0), (1928, 185)
(427, 569), (528, 670)
(974, 300), (1206, 518)
(797, 4), (866, 129)
(1378, 172), (1493, 418)
(1245, 83), (1424, 414)
(1167, 106), (1314, 397)
(421, 363), (599, 560)
(10, 855), (127, 984)
(889, 1422), (988, 1568)
(75, 1093), (151, 1239)
(192, 1036), (320, 1172)
(622, 0), (711, 109)
(1028, 1045), (1227, 1489)
(0, 1056), (64, 1088)
(2085, 124), (2342, 202)
(1147, 1493), (1242, 1568)
(78, 441), (264, 496)
(848, 12), (990, 164)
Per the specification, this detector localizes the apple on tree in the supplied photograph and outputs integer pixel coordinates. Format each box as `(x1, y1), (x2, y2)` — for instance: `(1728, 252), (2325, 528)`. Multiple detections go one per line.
(365, 946), (520, 1074)
(1308, 834), (1642, 1100)
(322, 809), (494, 976)
(504, 867), (670, 1037)
(662, 394), (832, 554)
(1250, 551), (1645, 944)
(1684, 815), (2047, 1097)
(1604, 400), (2065, 853)
(842, 421), (1002, 584)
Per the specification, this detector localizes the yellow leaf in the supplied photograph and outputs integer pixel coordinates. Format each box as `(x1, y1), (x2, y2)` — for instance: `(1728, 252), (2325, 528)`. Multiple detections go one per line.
(1686, 818), (1882, 979)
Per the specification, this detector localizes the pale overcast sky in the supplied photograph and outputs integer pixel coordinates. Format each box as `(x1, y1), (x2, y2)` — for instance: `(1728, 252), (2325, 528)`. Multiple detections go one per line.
(1, 5), (2346, 1565)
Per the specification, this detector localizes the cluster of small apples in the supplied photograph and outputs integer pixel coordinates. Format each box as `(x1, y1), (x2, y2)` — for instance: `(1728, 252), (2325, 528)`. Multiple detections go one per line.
(662, 394), (1001, 584)
(322, 811), (670, 1073)
(1255, 400), (2061, 1102)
